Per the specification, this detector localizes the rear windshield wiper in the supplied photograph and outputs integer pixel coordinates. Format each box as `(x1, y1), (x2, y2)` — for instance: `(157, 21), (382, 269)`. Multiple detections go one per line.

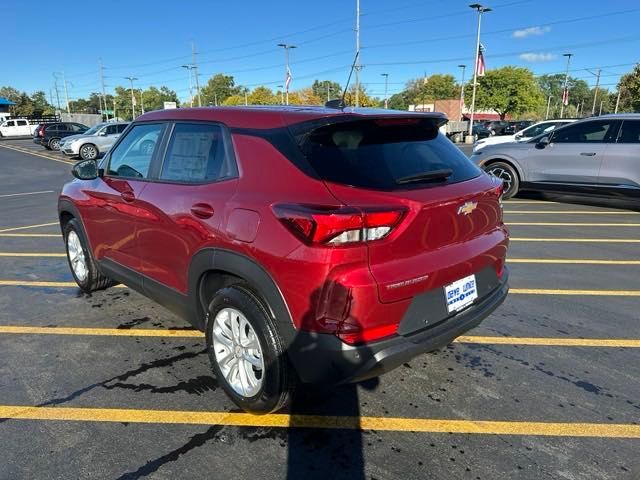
(396, 169), (453, 185)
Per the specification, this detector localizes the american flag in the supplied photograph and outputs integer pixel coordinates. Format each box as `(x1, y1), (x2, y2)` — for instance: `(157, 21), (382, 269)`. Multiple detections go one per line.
(285, 67), (292, 90)
(562, 86), (569, 106)
(476, 44), (486, 77)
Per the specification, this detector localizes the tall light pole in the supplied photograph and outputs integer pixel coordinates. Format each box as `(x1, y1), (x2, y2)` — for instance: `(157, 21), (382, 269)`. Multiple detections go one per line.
(468, 4), (491, 136)
(458, 64), (466, 120)
(381, 73), (389, 109)
(355, 0), (361, 107)
(559, 53), (573, 118)
(181, 65), (195, 107)
(277, 85), (284, 105)
(545, 95), (552, 119)
(125, 76), (138, 119)
(191, 42), (202, 107)
(615, 88), (622, 113)
(277, 43), (296, 105)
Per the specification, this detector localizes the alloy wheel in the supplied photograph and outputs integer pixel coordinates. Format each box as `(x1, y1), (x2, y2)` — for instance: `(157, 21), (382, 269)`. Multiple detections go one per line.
(81, 145), (97, 160)
(487, 166), (513, 194)
(67, 230), (88, 282)
(211, 307), (265, 397)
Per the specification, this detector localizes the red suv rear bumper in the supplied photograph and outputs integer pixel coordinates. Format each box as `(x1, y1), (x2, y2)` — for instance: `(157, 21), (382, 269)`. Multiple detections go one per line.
(288, 267), (509, 384)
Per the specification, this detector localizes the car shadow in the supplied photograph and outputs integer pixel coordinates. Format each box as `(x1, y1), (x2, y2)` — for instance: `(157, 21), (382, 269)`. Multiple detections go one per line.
(516, 191), (640, 212)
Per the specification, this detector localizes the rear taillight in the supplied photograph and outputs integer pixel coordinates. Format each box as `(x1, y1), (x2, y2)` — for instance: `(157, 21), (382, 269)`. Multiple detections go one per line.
(273, 204), (405, 246)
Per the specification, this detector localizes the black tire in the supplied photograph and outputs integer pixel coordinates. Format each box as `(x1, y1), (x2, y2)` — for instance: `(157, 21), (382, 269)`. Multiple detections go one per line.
(49, 138), (61, 151)
(205, 286), (294, 414)
(79, 143), (99, 160)
(63, 218), (115, 293)
(484, 161), (520, 199)
(44, 145), (52, 150)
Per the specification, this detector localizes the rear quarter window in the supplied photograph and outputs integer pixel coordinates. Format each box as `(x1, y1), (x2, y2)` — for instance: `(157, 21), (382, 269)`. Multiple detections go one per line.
(293, 118), (481, 190)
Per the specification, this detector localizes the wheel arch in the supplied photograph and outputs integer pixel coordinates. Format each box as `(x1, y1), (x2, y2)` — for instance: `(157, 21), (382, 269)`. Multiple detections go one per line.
(188, 249), (296, 346)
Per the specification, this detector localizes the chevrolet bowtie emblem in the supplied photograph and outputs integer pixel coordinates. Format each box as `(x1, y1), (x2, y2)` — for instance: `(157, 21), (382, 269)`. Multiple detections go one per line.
(457, 201), (478, 215)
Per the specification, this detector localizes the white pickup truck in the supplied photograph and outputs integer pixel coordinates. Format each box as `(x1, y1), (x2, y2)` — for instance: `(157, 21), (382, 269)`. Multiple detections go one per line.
(0, 119), (38, 137)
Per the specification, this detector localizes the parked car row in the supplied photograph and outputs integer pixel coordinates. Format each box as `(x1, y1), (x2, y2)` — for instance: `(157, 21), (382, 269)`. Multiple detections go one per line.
(33, 121), (129, 159)
(473, 119), (576, 152)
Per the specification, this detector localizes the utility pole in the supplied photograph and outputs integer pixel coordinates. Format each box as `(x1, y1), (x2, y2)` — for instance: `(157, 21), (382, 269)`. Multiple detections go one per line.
(615, 88), (622, 113)
(181, 65), (195, 107)
(244, 88), (249, 106)
(277, 43), (296, 105)
(381, 73), (389, 109)
(587, 68), (601, 116)
(52, 74), (61, 112)
(559, 53), (573, 118)
(99, 59), (108, 121)
(192, 42), (202, 107)
(326, 81), (331, 102)
(57, 71), (71, 114)
(458, 64), (466, 120)
(277, 85), (284, 105)
(468, 4), (491, 136)
(599, 100), (603, 116)
(545, 95), (552, 120)
(125, 76), (138, 119)
(113, 98), (117, 120)
(354, 0), (361, 107)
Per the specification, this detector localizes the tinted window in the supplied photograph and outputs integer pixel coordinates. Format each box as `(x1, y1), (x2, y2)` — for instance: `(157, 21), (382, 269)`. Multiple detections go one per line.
(160, 123), (235, 183)
(552, 120), (615, 143)
(17, 120), (27, 126)
(294, 118), (481, 190)
(5, 121), (15, 127)
(617, 120), (640, 143)
(107, 123), (163, 179)
(116, 124), (128, 133)
(70, 124), (87, 132)
(523, 122), (557, 138)
(106, 125), (118, 135)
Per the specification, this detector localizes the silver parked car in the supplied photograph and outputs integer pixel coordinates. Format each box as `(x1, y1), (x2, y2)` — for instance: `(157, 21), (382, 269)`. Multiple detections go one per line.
(470, 114), (640, 200)
(60, 122), (129, 160)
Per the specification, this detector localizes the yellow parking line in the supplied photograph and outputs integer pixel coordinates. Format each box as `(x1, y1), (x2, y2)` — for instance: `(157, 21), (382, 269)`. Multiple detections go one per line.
(0, 326), (202, 337)
(510, 238), (640, 243)
(0, 144), (73, 165)
(1, 326), (638, 349)
(456, 336), (640, 348)
(504, 210), (639, 215)
(511, 288), (640, 296)
(0, 233), (60, 238)
(0, 405), (638, 437)
(0, 252), (65, 257)
(0, 222), (59, 233)
(0, 190), (54, 198)
(507, 222), (640, 227)
(508, 258), (640, 265)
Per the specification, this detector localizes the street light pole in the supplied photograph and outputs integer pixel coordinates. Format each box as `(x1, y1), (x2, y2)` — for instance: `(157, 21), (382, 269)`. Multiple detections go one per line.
(125, 76), (138, 119)
(181, 65), (195, 107)
(458, 64), (466, 120)
(615, 88), (622, 113)
(277, 85), (284, 105)
(545, 95), (552, 120)
(355, 0), (361, 107)
(277, 43), (296, 105)
(381, 73), (389, 109)
(468, 4), (491, 136)
(587, 68), (601, 116)
(559, 53), (573, 118)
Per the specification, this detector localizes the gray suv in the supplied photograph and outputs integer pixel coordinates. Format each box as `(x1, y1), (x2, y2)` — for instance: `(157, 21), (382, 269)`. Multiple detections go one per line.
(470, 114), (640, 200)
(60, 122), (129, 160)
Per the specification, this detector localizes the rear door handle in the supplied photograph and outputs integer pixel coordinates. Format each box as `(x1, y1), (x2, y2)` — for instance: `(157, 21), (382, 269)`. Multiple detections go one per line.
(121, 190), (136, 202)
(191, 203), (214, 219)
(580, 152), (596, 156)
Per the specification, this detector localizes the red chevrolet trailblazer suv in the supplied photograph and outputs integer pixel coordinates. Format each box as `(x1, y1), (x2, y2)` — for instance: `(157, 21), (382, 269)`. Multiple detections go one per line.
(58, 106), (509, 413)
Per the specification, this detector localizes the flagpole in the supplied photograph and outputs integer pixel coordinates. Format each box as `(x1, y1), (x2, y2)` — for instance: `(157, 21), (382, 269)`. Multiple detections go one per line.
(468, 4), (491, 137)
(560, 53), (573, 119)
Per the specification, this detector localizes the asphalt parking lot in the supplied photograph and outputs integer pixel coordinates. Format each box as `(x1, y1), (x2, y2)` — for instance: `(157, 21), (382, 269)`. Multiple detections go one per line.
(0, 138), (639, 480)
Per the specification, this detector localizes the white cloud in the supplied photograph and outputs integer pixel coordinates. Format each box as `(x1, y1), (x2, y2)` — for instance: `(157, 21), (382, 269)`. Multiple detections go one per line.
(512, 26), (551, 39)
(519, 52), (557, 62)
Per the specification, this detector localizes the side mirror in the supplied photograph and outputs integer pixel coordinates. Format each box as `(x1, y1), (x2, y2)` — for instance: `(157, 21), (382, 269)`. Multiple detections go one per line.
(72, 159), (99, 180)
(536, 136), (550, 149)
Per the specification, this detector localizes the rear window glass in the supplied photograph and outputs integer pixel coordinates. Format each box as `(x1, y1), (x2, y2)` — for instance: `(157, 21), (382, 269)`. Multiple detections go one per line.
(294, 118), (481, 190)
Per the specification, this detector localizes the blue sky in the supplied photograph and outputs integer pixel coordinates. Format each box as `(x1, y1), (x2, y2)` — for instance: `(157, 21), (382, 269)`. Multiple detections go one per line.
(4, 0), (639, 103)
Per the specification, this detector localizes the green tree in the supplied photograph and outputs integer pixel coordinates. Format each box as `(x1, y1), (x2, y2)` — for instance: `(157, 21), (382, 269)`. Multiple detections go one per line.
(141, 86), (179, 112)
(200, 74), (241, 106)
(615, 64), (640, 112)
(222, 95), (245, 106)
(466, 66), (544, 119)
(537, 74), (591, 114)
(343, 85), (378, 107)
(311, 80), (342, 102)
(248, 86), (276, 105)
(288, 87), (323, 106)
(420, 74), (459, 101)
(30, 91), (53, 115)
